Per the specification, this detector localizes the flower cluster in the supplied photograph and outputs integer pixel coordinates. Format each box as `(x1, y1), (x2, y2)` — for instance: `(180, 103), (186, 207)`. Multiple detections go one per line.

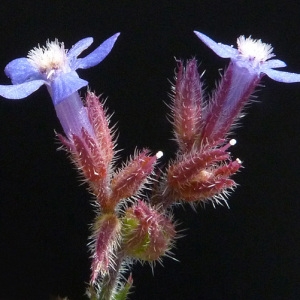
(1, 31), (299, 300)
(56, 91), (176, 299)
(151, 58), (242, 210)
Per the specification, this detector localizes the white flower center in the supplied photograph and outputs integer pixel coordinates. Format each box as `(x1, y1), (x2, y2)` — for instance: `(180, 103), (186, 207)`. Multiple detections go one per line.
(237, 36), (275, 66)
(27, 39), (70, 80)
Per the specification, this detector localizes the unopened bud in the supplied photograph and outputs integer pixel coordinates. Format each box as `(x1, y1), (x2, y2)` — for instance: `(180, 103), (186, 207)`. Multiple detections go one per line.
(122, 201), (175, 262)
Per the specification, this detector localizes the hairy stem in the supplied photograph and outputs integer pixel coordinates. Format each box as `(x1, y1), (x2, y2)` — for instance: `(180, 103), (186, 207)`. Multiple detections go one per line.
(99, 251), (126, 300)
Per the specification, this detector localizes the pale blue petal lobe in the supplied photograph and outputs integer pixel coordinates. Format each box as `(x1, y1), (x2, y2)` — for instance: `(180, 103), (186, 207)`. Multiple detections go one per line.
(0, 80), (45, 99)
(77, 32), (120, 69)
(67, 37), (94, 65)
(51, 71), (88, 105)
(194, 31), (235, 58)
(263, 69), (300, 83)
(263, 59), (287, 69)
(5, 58), (40, 84)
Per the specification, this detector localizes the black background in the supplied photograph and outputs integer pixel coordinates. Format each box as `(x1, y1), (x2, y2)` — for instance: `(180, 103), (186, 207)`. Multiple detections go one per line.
(0, 1), (299, 299)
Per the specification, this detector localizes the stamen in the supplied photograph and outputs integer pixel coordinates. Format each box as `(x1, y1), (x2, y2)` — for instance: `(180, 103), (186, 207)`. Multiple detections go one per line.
(156, 151), (164, 159)
(27, 39), (69, 76)
(236, 158), (242, 164)
(220, 139), (237, 152)
(237, 36), (275, 63)
(229, 139), (237, 146)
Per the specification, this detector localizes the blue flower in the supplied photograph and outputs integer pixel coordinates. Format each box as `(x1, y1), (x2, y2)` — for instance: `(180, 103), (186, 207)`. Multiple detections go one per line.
(192, 31), (300, 144)
(0, 33), (120, 105)
(194, 31), (300, 83)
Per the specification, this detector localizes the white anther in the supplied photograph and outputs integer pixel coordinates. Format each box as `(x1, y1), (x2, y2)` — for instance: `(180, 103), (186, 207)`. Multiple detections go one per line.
(236, 158), (242, 164)
(156, 151), (163, 159)
(230, 139), (237, 146)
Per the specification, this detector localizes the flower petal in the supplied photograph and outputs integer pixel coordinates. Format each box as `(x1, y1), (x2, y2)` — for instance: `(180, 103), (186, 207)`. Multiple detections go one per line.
(50, 71), (88, 105)
(76, 32), (120, 69)
(5, 58), (40, 84)
(67, 37), (94, 69)
(0, 80), (45, 99)
(194, 31), (237, 58)
(263, 69), (300, 83)
(262, 59), (287, 69)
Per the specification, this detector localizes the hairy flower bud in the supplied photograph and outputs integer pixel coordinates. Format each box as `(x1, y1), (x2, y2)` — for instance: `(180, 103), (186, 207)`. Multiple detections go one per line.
(177, 161), (240, 202)
(86, 92), (115, 166)
(58, 92), (116, 211)
(167, 148), (230, 188)
(164, 140), (241, 205)
(72, 127), (108, 182)
(110, 151), (161, 205)
(90, 213), (121, 284)
(121, 201), (175, 262)
(172, 59), (203, 151)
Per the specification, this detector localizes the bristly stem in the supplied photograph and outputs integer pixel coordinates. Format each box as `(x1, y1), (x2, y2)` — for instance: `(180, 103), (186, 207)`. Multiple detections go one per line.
(99, 251), (126, 300)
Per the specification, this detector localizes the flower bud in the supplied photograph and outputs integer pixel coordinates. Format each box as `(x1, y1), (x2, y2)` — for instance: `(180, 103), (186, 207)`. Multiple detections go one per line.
(86, 92), (115, 166)
(110, 150), (159, 204)
(166, 140), (241, 204)
(121, 201), (175, 262)
(90, 213), (121, 283)
(172, 59), (203, 151)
